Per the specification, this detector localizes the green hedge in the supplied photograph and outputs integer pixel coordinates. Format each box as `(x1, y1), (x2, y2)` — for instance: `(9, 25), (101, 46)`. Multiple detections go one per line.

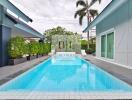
(43, 43), (51, 54)
(81, 40), (88, 50)
(28, 41), (39, 55)
(38, 43), (44, 55)
(80, 40), (96, 54)
(8, 37), (51, 59)
(28, 42), (51, 55)
(8, 37), (27, 59)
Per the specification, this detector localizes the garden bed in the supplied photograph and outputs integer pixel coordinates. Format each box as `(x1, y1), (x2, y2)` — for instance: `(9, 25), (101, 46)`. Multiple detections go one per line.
(37, 54), (43, 58)
(27, 55), (37, 61)
(8, 57), (27, 65)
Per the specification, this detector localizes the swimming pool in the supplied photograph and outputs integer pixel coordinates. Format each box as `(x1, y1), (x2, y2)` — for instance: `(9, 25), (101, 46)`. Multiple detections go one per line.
(0, 55), (132, 92)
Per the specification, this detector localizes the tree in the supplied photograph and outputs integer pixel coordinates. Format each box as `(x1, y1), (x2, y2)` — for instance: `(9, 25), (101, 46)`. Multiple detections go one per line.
(74, 0), (101, 48)
(44, 26), (76, 43)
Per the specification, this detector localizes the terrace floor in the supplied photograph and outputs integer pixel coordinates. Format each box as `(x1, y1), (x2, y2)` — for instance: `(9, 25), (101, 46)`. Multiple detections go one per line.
(0, 56), (49, 85)
(0, 55), (132, 99)
(83, 55), (132, 85)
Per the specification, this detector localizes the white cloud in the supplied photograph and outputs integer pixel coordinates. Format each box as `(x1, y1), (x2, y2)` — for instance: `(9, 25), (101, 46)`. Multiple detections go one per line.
(9, 0), (112, 35)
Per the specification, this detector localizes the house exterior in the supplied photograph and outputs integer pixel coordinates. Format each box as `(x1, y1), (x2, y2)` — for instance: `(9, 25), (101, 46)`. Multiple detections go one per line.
(84, 0), (132, 68)
(0, 0), (43, 67)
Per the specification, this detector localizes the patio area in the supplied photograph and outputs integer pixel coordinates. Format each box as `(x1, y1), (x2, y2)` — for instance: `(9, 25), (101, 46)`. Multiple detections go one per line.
(83, 55), (132, 85)
(0, 56), (49, 85)
(0, 54), (132, 99)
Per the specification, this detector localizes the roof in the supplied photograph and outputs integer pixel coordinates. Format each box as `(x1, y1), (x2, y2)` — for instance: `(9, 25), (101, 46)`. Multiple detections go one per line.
(0, 0), (43, 38)
(15, 23), (43, 38)
(6, 12), (43, 38)
(83, 0), (128, 32)
(0, 0), (32, 22)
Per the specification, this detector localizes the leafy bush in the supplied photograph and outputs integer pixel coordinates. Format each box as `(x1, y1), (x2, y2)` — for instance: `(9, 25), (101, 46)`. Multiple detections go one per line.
(85, 48), (95, 54)
(89, 43), (96, 52)
(81, 39), (96, 54)
(28, 42), (51, 55)
(38, 43), (44, 55)
(28, 41), (39, 56)
(43, 43), (51, 54)
(84, 43), (96, 54)
(81, 40), (88, 50)
(8, 37), (26, 59)
(8, 37), (52, 59)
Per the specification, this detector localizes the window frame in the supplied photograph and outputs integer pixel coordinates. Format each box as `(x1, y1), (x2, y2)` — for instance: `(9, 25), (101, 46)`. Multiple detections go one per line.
(101, 35), (106, 57)
(100, 28), (115, 61)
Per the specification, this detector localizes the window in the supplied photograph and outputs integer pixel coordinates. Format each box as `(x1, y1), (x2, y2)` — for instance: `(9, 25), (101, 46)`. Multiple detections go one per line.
(69, 41), (72, 48)
(107, 32), (114, 59)
(59, 41), (64, 49)
(101, 35), (106, 57)
(101, 32), (114, 59)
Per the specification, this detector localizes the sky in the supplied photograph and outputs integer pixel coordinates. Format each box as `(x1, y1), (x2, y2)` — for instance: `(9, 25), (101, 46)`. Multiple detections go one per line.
(9, 0), (112, 35)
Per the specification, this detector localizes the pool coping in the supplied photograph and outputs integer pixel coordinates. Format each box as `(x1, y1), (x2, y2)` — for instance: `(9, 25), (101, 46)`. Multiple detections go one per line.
(0, 91), (132, 99)
(0, 55), (132, 99)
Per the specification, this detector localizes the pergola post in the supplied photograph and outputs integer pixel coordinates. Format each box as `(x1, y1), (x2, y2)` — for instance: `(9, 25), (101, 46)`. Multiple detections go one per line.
(0, 26), (11, 67)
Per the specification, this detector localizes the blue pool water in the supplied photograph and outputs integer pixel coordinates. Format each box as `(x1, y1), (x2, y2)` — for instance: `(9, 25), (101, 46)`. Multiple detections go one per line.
(0, 55), (132, 92)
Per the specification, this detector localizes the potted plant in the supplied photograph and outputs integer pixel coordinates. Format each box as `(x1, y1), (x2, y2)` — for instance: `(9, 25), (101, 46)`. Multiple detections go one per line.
(85, 48), (95, 54)
(27, 41), (38, 60)
(8, 37), (27, 65)
(37, 43), (43, 58)
(43, 43), (51, 56)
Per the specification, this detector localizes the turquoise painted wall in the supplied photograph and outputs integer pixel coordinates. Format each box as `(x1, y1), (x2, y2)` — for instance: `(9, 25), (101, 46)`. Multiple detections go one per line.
(96, 1), (129, 34)
(96, 0), (132, 67)
(0, 5), (3, 25)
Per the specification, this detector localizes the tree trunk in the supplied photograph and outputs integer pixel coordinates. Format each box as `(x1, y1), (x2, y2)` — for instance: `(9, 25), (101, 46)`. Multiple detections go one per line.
(87, 29), (89, 49)
(86, 0), (90, 49)
(87, 13), (90, 49)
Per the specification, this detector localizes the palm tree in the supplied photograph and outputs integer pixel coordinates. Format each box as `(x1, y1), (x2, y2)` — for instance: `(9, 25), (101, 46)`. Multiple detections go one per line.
(74, 0), (101, 48)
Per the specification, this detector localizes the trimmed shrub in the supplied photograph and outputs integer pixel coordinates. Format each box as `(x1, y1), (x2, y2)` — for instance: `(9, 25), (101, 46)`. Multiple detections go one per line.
(8, 37), (52, 59)
(43, 43), (51, 54)
(85, 43), (96, 54)
(38, 43), (44, 55)
(81, 40), (88, 50)
(8, 37), (26, 59)
(28, 41), (39, 56)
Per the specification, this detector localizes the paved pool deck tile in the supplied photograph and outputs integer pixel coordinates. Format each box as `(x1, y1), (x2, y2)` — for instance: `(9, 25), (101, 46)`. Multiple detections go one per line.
(0, 55), (132, 99)
(0, 92), (132, 99)
(0, 56), (49, 85)
(83, 55), (132, 85)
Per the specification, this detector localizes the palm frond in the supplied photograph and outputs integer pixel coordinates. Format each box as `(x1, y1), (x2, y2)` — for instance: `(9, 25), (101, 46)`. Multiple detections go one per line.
(76, 0), (86, 7)
(79, 12), (86, 25)
(74, 11), (78, 18)
(79, 15), (84, 25)
(89, 9), (98, 18)
(74, 8), (87, 18)
(89, 0), (101, 7)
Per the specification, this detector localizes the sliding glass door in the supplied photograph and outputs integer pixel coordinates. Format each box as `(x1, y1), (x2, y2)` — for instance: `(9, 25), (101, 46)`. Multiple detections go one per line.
(107, 32), (114, 59)
(101, 35), (106, 57)
(101, 32), (114, 59)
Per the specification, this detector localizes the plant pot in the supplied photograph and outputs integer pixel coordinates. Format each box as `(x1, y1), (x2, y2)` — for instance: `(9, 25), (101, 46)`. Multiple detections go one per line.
(8, 57), (27, 65)
(27, 55), (37, 61)
(42, 54), (47, 56)
(85, 51), (92, 54)
(36, 54), (43, 58)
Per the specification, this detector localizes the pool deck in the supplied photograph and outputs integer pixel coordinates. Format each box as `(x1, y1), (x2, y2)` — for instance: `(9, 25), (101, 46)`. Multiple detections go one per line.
(83, 55), (132, 85)
(0, 55), (132, 99)
(0, 56), (49, 85)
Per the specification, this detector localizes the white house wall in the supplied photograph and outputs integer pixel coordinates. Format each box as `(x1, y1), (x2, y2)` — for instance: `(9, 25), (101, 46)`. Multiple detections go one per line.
(96, 0), (132, 67)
